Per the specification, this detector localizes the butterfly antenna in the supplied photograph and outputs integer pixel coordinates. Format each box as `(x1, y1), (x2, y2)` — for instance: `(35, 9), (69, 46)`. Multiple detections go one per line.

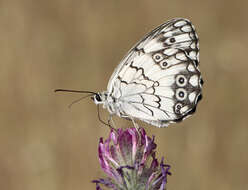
(55, 89), (97, 107)
(54, 89), (97, 95)
(68, 94), (93, 108)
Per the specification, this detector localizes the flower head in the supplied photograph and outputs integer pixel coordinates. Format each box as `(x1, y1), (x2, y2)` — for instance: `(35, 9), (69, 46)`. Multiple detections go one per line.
(92, 127), (171, 190)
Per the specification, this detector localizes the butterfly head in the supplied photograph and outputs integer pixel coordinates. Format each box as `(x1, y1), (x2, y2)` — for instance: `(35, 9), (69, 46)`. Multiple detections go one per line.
(91, 92), (108, 105)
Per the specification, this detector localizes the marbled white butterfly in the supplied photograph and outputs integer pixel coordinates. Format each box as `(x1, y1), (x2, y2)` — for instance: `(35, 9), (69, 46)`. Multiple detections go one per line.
(56, 18), (203, 127)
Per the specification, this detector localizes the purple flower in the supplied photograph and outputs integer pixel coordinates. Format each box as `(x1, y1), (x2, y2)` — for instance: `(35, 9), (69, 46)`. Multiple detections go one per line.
(92, 127), (171, 190)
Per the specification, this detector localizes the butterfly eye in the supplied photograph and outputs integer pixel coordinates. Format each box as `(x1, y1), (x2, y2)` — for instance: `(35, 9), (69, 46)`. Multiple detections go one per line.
(176, 88), (187, 101)
(153, 53), (163, 62)
(176, 75), (187, 87)
(95, 94), (102, 102)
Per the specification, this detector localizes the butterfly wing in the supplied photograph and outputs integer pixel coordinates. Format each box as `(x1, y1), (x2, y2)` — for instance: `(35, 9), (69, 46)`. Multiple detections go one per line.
(107, 18), (202, 127)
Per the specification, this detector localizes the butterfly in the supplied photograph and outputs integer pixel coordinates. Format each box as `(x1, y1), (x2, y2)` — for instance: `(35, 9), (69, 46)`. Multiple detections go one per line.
(56, 18), (203, 128)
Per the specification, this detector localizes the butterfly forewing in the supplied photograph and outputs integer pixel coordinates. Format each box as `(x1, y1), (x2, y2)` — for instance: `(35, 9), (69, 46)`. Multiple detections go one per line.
(106, 18), (202, 127)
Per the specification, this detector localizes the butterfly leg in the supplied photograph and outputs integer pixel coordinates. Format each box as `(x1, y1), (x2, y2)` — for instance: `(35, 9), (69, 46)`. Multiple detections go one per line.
(129, 116), (140, 131)
(97, 105), (116, 131)
(107, 114), (117, 130)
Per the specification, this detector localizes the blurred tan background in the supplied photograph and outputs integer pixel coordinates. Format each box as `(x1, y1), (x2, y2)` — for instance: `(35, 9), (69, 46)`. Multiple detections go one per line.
(0, 0), (247, 189)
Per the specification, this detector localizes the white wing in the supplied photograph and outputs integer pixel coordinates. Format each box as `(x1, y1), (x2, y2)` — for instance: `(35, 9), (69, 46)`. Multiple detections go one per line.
(107, 18), (203, 127)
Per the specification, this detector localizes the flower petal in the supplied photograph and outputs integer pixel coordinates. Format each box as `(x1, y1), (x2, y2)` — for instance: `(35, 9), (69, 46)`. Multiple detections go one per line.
(98, 138), (121, 181)
(118, 129), (133, 165)
(128, 128), (139, 162)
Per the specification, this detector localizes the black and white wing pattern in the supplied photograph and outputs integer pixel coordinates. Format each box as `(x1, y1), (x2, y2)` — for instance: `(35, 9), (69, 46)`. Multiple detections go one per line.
(107, 18), (203, 127)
